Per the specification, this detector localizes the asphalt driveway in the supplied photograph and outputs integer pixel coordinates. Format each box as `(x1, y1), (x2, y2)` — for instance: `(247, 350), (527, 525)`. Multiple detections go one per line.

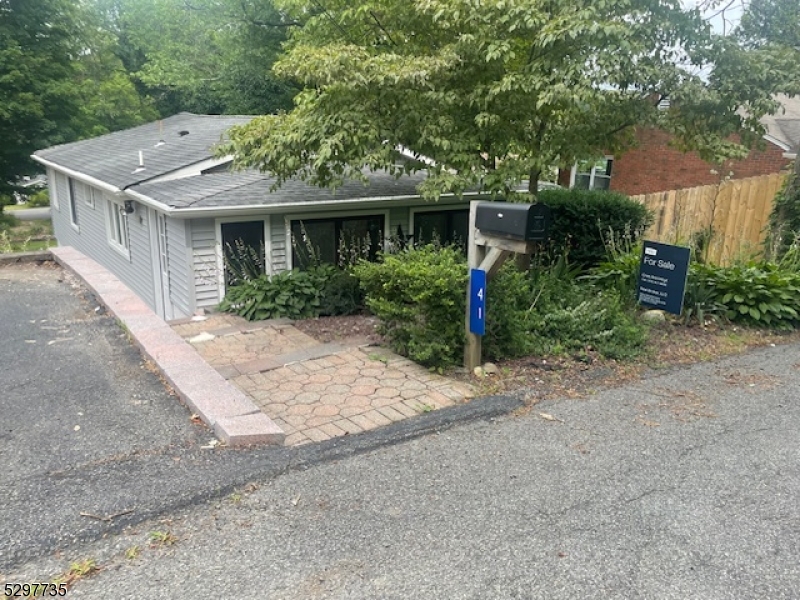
(0, 261), (516, 572)
(0, 263), (212, 567)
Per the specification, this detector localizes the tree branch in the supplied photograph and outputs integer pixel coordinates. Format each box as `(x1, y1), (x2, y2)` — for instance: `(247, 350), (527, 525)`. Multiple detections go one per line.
(370, 11), (398, 47)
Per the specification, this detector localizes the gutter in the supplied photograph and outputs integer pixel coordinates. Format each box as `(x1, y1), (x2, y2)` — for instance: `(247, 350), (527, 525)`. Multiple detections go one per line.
(31, 155), (124, 196)
(123, 190), (489, 219)
(33, 154), (507, 218)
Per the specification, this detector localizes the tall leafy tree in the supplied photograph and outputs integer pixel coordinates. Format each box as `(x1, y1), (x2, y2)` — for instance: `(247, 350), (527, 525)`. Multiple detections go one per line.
(0, 0), (82, 200)
(222, 0), (798, 200)
(0, 0), (158, 208)
(739, 0), (800, 252)
(95, 0), (297, 116)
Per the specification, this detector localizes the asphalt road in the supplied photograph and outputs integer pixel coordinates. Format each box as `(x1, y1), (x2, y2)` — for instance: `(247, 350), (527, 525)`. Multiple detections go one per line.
(8, 207), (51, 221)
(3, 269), (798, 598)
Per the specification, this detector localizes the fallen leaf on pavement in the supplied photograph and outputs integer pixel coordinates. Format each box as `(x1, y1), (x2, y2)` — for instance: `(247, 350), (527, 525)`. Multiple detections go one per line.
(538, 412), (563, 423)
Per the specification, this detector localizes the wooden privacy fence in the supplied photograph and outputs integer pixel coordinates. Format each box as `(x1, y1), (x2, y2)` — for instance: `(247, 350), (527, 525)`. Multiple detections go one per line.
(631, 173), (787, 265)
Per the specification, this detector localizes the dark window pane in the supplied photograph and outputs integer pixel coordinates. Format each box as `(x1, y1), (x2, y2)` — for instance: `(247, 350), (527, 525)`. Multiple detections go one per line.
(221, 221), (265, 285)
(449, 210), (469, 248)
(291, 215), (384, 268)
(415, 212), (447, 245)
(415, 210), (468, 248)
(292, 220), (336, 268)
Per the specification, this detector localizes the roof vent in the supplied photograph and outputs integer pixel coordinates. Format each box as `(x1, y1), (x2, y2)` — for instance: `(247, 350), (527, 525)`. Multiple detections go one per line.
(132, 150), (146, 174)
(155, 120), (166, 147)
(178, 130), (190, 137)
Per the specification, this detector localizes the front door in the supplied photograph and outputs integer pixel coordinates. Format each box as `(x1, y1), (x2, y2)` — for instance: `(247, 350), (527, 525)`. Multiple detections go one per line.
(221, 221), (265, 287)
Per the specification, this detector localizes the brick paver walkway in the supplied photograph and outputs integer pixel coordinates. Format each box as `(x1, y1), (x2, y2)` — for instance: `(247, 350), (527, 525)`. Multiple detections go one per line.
(172, 314), (475, 445)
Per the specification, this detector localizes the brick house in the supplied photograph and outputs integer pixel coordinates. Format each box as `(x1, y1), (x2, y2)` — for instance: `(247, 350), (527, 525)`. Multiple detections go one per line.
(558, 95), (800, 196)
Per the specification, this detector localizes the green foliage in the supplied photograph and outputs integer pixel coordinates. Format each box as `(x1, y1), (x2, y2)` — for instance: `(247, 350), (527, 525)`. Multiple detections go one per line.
(220, 268), (325, 321)
(354, 245), (647, 368)
(26, 190), (50, 208)
(585, 249), (642, 304)
(353, 245), (468, 367)
(537, 189), (652, 268)
(223, 0), (796, 200)
(220, 264), (364, 320)
(318, 269), (364, 317)
(0, 0), (82, 195)
(527, 292), (648, 360)
(589, 240), (800, 329)
(739, 0), (800, 50)
(694, 262), (800, 328)
(96, 0), (297, 116)
(486, 261), (647, 361)
(0, 211), (19, 231)
(682, 263), (728, 325)
(767, 168), (800, 259)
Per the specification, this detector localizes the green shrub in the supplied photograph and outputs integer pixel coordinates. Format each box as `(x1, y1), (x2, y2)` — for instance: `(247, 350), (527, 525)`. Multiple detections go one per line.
(682, 262), (728, 325)
(536, 189), (652, 268)
(353, 245), (468, 368)
(318, 268), (364, 316)
(584, 251), (641, 304)
(0, 210), (18, 231)
(26, 189), (50, 208)
(766, 169), (800, 259)
(353, 244), (648, 367)
(220, 268), (323, 320)
(697, 262), (800, 328)
(527, 290), (648, 360)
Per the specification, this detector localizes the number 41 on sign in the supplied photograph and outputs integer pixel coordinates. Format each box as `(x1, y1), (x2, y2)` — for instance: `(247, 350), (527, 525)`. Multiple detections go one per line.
(469, 268), (486, 335)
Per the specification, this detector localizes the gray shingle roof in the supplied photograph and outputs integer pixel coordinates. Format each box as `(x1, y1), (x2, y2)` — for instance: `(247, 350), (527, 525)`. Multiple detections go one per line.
(762, 94), (800, 152)
(34, 113), (251, 189)
(131, 169), (428, 209)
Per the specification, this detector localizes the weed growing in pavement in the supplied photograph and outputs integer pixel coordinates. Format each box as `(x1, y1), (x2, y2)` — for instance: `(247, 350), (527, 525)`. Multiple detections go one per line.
(124, 546), (140, 560)
(367, 353), (389, 364)
(148, 530), (178, 547)
(53, 558), (99, 587)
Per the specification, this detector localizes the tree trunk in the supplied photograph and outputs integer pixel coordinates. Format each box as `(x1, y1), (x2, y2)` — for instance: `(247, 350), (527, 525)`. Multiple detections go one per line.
(528, 167), (541, 200)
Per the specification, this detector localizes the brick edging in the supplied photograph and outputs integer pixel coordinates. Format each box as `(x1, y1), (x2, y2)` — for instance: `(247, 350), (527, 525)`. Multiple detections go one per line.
(50, 246), (284, 446)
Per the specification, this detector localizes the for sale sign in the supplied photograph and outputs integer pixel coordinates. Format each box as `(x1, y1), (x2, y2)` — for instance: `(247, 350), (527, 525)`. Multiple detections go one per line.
(637, 241), (691, 316)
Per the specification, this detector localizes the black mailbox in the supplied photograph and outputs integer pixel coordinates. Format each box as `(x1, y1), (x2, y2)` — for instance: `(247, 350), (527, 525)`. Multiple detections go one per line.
(475, 202), (550, 241)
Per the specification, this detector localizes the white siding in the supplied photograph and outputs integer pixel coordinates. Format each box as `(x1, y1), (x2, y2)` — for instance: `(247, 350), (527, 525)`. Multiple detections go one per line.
(191, 219), (220, 308)
(270, 217), (288, 274)
(50, 171), (157, 311)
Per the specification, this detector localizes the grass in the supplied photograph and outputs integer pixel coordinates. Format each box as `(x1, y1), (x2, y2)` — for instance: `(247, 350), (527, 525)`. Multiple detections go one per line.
(0, 217), (55, 253)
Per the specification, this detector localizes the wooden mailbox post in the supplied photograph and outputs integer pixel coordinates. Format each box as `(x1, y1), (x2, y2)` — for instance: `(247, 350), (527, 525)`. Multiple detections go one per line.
(464, 200), (550, 371)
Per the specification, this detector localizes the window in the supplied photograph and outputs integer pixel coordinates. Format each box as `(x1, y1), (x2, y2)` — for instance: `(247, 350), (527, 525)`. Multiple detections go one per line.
(105, 197), (130, 258)
(573, 157), (614, 191)
(86, 187), (98, 209)
(413, 209), (469, 250)
(291, 214), (384, 268)
(221, 220), (265, 286)
(67, 178), (79, 229)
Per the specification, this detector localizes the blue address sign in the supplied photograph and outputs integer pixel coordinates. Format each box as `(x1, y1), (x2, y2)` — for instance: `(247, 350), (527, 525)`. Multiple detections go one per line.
(469, 268), (486, 335)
